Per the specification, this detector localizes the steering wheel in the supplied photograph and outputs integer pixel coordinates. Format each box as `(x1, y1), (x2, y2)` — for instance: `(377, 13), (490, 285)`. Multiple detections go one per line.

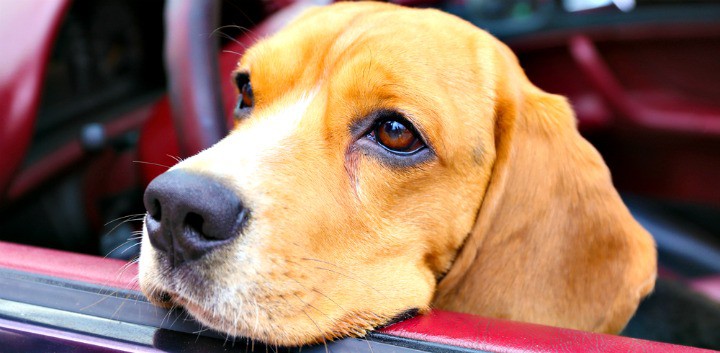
(164, 0), (227, 158)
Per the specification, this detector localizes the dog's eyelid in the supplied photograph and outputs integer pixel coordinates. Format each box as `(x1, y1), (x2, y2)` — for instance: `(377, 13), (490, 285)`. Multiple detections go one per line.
(391, 114), (428, 144)
(233, 71), (250, 89)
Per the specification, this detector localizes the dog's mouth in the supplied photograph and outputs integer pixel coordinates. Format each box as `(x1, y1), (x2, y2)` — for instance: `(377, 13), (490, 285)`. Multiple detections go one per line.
(147, 288), (249, 336)
(168, 294), (230, 329)
(141, 220), (426, 345)
(378, 308), (420, 329)
(146, 282), (420, 346)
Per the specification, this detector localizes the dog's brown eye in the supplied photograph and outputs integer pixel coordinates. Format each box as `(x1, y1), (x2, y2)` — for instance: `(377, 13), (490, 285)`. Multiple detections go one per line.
(374, 119), (423, 153)
(240, 82), (254, 109)
(233, 72), (253, 119)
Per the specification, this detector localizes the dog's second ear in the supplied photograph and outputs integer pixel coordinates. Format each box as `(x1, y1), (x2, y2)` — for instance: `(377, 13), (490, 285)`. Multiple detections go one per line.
(432, 42), (656, 334)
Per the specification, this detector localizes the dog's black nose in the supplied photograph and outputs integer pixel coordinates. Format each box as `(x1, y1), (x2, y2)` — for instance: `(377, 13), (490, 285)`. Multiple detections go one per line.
(143, 170), (249, 267)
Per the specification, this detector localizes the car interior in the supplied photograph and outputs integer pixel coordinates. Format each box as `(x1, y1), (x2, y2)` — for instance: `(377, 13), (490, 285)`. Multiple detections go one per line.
(1, 0), (719, 351)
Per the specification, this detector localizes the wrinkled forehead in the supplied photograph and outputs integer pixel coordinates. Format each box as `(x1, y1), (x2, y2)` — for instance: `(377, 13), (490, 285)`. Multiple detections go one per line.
(236, 3), (501, 160)
(239, 3), (499, 96)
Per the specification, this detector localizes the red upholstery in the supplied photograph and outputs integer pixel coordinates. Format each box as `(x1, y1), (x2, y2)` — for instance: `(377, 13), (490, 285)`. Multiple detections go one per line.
(0, 241), (137, 290)
(0, 241), (714, 352)
(0, 1), (70, 199)
(380, 310), (716, 353)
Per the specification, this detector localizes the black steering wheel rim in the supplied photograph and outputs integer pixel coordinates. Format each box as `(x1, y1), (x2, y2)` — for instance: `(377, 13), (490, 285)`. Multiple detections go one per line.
(164, 0), (228, 158)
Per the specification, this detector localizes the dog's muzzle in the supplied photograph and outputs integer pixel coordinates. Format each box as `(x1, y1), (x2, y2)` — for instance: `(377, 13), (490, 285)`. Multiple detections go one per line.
(143, 170), (249, 267)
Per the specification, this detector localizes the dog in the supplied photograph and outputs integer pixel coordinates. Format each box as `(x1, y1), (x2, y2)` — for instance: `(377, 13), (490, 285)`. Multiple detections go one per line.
(139, 1), (657, 346)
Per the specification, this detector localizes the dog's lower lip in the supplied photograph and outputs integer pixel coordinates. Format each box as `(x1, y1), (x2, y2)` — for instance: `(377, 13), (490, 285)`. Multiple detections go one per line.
(171, 296), (228, 329)
(375, 308), (419, 329)
(159, 291), (173, 304)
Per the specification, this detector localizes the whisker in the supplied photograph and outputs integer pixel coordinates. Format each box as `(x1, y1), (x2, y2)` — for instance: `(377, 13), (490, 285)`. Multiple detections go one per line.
(280, 293), (331, 353)
(103, 234), (142, 259)
(213, 24), (261, 43)
(81, 291), (114, 311)
(117, 257), (139, 276)
(103, 216), (144, 240)
(166, 154), (184, 164)
(159, 305), (173, 327)
(193, 327), (211, 335)
(300, 258), (388, 299)
(223, 49), (244, 56)
(118, 241), (143, 255)
(212, 29), (243, 46)
(110, 298), (127, 319)
(364, 336), (377, 353)
(82, 256), (140, 312)
(283, 271), (378, 349)
(133, 160), (173, 169)
(282, 261), (348, 314)
(104, 213), (146, 226)
(210, 26), (258, 51)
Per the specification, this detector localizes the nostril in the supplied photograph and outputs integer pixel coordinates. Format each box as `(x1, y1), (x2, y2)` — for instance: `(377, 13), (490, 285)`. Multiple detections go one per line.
(143, 170), (249, 265)
(184, 212), (204, 237)
(143, 194), (169, 256)
(150, 198), (162, 221)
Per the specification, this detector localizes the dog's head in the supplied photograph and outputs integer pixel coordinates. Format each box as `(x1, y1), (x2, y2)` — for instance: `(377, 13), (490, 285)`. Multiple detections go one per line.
(139, 2), (656, 346)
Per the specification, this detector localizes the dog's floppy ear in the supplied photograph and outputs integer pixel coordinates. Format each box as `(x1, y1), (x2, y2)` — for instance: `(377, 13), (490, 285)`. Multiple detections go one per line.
(433, 41), (656, 334)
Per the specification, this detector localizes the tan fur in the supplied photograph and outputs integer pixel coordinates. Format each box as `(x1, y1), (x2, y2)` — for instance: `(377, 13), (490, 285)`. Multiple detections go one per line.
(432, 51), (657, 333)
(139, 1), (656, 346)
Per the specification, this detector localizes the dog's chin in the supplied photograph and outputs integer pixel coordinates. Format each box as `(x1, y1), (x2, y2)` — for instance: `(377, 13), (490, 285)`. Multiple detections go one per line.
(139, 240), (426, 345)
(142, 280), (419, 346)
